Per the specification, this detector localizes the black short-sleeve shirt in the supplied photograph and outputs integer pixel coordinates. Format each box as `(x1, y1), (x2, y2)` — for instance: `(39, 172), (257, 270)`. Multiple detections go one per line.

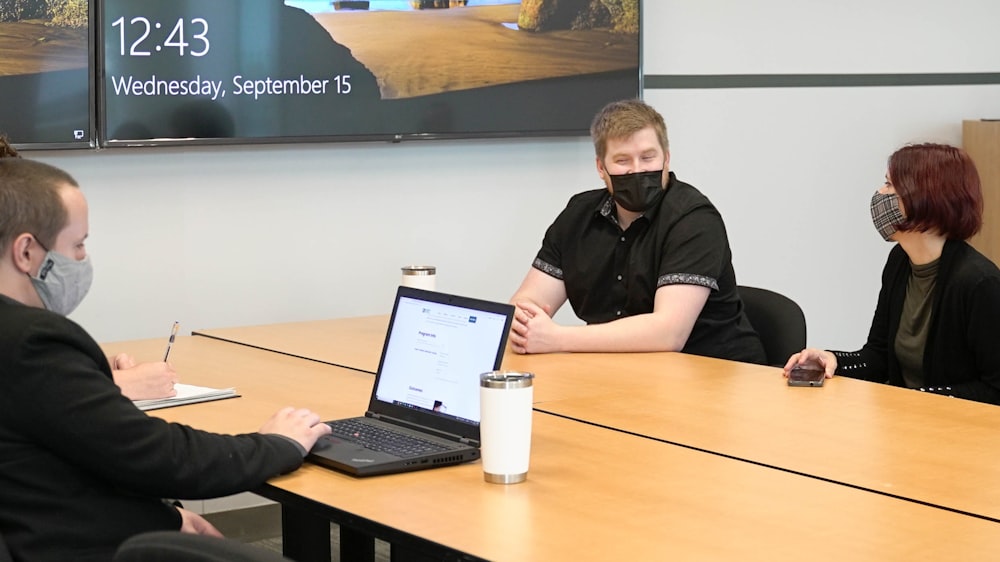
(533, 172), (765, 363)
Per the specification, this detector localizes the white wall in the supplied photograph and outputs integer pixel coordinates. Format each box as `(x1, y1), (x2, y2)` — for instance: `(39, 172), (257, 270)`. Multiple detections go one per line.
(639, 0), (1000, 350)
(649, 85), (1000, 350)
(33, 0), (1000, 354)
(42, 136), (596, 344)
(647, 0), (1000, 74)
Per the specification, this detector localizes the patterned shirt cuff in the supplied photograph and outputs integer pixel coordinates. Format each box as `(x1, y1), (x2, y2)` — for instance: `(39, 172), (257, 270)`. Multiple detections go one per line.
(532, 258), (564, 280)
(656, 273), (719, 290)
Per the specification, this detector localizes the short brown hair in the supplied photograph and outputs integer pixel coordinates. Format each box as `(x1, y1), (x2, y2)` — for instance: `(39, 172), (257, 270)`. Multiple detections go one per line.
(590, 99), (669, 159)
(889, 143), (983, 240)
(0, 136), (78, 251)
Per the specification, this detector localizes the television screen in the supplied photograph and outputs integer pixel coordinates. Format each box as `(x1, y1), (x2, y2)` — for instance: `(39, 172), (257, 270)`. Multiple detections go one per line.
(99, 0), (640, 146)
(0, 0), (95, 149)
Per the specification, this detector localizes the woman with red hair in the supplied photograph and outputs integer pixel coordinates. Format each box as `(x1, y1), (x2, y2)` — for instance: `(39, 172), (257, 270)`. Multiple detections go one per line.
(785, 143), (1000, 405)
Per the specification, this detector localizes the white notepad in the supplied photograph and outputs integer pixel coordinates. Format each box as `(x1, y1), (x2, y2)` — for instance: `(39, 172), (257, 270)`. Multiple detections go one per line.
(133, 383), (239, 411)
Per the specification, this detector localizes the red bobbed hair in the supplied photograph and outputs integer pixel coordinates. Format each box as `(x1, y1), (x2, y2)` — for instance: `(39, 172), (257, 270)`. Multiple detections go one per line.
(889, 143), (983, 240)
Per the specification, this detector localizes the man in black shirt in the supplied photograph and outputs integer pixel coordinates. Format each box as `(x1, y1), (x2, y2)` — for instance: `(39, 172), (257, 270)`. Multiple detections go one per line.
(510, 99), (765, 363)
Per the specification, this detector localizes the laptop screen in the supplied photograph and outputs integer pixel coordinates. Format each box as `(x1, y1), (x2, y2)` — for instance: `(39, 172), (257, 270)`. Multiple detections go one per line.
(373, 292), (511, 427)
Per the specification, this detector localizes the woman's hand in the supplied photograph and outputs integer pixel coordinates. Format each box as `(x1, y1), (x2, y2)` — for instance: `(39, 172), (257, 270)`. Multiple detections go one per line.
(783, 348), (837, 379)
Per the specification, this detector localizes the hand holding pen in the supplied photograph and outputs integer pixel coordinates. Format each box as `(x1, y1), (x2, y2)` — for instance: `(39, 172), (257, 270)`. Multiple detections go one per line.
(163, 321), (180, 362)
(110, 322), (180, 400)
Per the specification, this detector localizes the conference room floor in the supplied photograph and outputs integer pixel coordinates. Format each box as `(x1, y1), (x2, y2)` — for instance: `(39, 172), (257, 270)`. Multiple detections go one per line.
(202, 506), (373, 560)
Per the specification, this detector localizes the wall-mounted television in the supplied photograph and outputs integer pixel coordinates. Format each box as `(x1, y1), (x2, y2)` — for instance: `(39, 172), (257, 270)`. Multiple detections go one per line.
(98, 0), (641, 146)
(0, 0), (95, 149)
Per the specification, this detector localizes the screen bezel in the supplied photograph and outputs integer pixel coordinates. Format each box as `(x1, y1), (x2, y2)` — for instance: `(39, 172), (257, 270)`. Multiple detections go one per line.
(6, 0), (97, 151)
(367, 286), (515, 444)
(95, 1), (643, 148)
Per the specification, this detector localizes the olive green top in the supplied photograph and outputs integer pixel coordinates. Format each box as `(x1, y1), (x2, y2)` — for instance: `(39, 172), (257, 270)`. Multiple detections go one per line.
(895, 258), (940, 389)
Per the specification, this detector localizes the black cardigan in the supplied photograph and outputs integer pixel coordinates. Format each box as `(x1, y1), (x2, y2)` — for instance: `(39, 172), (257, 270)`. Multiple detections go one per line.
(833, 239), (1000, 405)
(0, 295), (304, 561)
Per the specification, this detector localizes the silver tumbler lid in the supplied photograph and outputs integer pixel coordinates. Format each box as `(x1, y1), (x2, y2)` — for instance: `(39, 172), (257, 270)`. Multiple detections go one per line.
(480, 371), (534, 389)
(401, 265), (436, 276)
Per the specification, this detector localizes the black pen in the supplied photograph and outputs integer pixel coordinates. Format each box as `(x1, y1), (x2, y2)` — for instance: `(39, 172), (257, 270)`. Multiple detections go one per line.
(163, 321), (180, 362)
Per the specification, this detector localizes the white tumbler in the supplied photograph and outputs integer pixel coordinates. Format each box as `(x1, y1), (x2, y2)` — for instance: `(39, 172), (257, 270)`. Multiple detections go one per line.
(479, 371), (535, 484)
(400, 265), (436, 291)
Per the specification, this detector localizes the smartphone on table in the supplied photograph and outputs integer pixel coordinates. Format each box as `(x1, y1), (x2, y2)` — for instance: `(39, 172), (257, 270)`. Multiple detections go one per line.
(787, 365), (826, 387)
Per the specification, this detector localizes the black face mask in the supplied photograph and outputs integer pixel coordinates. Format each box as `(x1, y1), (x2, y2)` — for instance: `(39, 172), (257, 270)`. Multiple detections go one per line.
(608, 169), (665, 212)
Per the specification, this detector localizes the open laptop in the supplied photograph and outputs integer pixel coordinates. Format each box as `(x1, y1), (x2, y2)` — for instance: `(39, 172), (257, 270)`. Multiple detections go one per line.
(308, 286), (514, 476)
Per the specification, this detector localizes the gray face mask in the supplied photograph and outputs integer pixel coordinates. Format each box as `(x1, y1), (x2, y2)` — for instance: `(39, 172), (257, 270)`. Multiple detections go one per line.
(30, 248), (93, 316)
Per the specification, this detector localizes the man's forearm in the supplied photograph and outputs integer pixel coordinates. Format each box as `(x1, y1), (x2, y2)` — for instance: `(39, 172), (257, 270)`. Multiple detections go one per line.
(555, 313), (689, 353)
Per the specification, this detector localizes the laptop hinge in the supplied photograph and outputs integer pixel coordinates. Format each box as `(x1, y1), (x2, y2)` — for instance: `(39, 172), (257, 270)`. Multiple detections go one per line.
(368, 412), (475, 444)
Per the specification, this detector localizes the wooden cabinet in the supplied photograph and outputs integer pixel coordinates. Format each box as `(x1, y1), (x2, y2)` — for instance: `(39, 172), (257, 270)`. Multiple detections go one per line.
(963, 120), (1000, 265)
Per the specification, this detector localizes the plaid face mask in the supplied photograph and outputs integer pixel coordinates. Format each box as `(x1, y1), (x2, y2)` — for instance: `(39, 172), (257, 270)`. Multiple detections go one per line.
(870, 192), (905, 241)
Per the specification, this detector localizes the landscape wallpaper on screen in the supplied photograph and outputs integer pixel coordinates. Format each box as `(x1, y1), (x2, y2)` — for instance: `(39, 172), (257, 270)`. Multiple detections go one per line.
(0, 0), (92, 146)
(102, 0), (640, 144)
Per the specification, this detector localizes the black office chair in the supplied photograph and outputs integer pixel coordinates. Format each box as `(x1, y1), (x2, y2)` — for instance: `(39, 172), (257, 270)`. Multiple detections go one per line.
(113, 531), (291, 562)
(737, 286), (807, 367)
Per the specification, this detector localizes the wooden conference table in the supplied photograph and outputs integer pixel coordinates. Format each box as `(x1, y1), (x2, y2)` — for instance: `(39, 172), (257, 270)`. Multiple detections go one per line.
(196, 316), (1000, 525)
(194, 315), (389, 374)
(108, 335), (1000, 560)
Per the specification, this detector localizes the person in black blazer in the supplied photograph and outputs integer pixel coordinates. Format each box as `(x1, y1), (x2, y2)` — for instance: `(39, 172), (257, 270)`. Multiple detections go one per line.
(0, 139), (332, 561)
(784, 143), (1000, 406)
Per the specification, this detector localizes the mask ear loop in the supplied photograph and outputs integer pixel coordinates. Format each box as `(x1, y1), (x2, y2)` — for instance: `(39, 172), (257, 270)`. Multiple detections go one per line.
(21, 235), (52, 279)
(28, 234), (51, 253)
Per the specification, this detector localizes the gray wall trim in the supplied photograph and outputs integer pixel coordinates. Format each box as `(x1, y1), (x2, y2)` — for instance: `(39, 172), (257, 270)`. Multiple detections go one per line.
(644, 73), (1000, 89)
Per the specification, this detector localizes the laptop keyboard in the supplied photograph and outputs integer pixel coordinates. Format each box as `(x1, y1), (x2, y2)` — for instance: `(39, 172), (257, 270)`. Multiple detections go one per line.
(327, 419), (455, 458)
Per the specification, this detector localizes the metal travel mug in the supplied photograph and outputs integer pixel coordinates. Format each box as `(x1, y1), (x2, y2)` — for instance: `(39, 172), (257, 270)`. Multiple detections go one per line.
(479, 371), (534, 484)
(400, 265), (436, 291)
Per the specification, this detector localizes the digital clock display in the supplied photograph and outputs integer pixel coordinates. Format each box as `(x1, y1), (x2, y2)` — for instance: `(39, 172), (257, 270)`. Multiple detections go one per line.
(99, 0), (640, 147)
(110, 16), (210, 57)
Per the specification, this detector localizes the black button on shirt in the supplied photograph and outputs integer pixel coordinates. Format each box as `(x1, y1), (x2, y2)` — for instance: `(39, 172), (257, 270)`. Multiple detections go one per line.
(532, 172), (765, 364)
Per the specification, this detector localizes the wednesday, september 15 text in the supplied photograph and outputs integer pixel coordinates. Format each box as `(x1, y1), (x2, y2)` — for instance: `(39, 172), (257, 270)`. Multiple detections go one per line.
(108, 74), (355, 101)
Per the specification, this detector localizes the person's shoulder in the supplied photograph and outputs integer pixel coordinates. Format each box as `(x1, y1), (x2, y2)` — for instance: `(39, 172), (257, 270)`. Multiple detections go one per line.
(0, 295), (93, 345)
(549, 189), (607, 224)
(564, 188), (608, 209)
(655, 175), (721, 227)
(664, 175), (715, 209)
(0, 294), (47, 325)
(946, 241), (1000, 282)
(941, 243), (1000, 311)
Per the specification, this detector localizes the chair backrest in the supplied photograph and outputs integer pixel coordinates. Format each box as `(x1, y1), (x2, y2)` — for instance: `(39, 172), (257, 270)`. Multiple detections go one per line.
(737, 286), (807, 367)
(113, 531), (291, 562)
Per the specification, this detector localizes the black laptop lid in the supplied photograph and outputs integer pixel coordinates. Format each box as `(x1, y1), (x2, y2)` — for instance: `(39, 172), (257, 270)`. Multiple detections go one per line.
(367, 287), (514, 443)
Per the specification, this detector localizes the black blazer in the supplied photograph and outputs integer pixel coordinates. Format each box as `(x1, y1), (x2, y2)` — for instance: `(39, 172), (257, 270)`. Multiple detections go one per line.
(0, 295), (303, 561)
(834, 239), (1000, 405)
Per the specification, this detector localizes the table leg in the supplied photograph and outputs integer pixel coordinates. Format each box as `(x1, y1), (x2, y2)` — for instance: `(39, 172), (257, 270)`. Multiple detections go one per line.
(281, 504), (332, 562)
(340, 526), (376, 562)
